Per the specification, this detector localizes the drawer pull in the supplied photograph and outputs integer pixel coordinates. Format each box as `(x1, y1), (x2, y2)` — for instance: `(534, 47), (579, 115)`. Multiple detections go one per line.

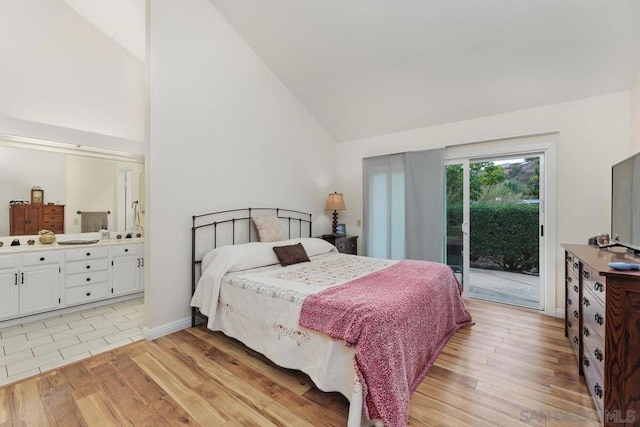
(583, 271), (590, 279)
(14, 273), (17, 285)
(573, 336), (579, 345)
(582, 356), (590, 368)
(567, 276), (572, 283)
(595, 313), (604, 325)
(594, 282), (604, 292)
(594, 383), (603, 399)
(86, 292), (91, 296)
(125, 248), (129, 253)
(594, 348), (603, 362)
(567, 298), (572, 306)
(86, 265), (91, 269)
(86, 277), (91, 282)
(40, 257), (45, 261)
(582, 326), (590, 337)
(582, 297), (590, 307)
(566, 320), (572, 329)
(86, 252), (91, 257)
(573, 285), (579, 293)
(574, 262), (579, 270)
(567, 255), (573, 263)
(573, 310), (579, 319)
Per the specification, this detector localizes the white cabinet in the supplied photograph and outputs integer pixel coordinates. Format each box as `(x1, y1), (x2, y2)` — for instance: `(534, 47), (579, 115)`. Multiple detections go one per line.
(19, 251), (62, 315)
(0, 255), (19, 321)
(64, 247), (110, 306)
(0, 241), (144, 322)
(111, 243), (143, 296)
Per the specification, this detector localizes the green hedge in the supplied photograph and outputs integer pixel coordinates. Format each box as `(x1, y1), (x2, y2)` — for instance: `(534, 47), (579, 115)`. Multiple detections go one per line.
(447, 204), (539, 272)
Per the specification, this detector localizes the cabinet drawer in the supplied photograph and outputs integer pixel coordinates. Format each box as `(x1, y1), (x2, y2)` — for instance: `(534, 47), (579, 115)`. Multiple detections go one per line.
(0, 254), (18, 269)
(582, 289), (605, 343)
(65, 282), (109, 305)
(65, 246), (108, 261)
(111, 244), (139, 257)
(22, 251), (62, 266)
(583, 331), (605, 381)
(566, 252), (580, 274)
(43, 205), (64, 215)
(567, 317), (580, 359)
(65, 259), (109, 275)
(65, 270), (109, 288)
(581, 264), (605, 305)
(43, 217), (63, 226)
(581, 347), (604, 421)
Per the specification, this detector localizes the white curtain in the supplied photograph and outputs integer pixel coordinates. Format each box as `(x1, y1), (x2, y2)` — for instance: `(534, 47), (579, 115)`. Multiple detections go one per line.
(363, 149), (445, 262)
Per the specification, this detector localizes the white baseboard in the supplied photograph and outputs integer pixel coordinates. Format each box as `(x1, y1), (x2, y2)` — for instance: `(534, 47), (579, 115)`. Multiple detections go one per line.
(555, 308), (565, 318)
(142, 317), (191, 341)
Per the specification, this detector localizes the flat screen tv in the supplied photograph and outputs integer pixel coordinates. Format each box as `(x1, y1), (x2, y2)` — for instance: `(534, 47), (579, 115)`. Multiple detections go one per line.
(611, 151), (640, 254)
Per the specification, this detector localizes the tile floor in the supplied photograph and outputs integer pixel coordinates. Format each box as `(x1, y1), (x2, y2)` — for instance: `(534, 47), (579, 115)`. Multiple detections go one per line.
(0, 297), (144, 387)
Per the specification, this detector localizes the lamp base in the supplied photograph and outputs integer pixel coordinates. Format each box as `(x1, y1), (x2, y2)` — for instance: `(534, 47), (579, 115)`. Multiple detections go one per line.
(332, 211), (339, 234)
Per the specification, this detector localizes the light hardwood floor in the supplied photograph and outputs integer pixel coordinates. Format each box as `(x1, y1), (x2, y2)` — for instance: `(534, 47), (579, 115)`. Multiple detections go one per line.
(0, 299), (599, 426)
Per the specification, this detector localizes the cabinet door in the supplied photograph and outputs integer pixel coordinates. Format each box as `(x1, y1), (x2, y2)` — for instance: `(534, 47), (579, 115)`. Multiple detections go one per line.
(26, 205), (42, 234)
(112, 256), (141, 296)
(10, 205), (26, 235)
(19, 266), (61, 314)
(0, 269), (19, 320)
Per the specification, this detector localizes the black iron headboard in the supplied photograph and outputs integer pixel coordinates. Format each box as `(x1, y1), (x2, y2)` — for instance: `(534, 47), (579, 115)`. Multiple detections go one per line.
(191, 207), (313, 326)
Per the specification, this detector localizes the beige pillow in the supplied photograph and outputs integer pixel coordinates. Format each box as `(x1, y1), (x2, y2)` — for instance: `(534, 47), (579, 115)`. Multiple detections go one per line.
(252, 215), (285, 242)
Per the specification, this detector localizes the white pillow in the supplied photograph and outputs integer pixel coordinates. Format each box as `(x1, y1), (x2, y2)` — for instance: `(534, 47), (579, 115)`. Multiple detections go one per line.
(252, 215), (285, 242)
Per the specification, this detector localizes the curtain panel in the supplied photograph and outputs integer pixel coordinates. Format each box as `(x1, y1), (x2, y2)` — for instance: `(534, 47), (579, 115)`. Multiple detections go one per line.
(363, 149), (445, 262)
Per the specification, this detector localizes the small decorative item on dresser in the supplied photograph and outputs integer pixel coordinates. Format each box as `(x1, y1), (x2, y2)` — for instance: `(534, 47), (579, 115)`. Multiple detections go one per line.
(11, 239), (20, 246)
(38, 229), (56, 244)
(30, 187), (44, 204)
(0, 241), (3, 247)
(27, 239), (35, 245)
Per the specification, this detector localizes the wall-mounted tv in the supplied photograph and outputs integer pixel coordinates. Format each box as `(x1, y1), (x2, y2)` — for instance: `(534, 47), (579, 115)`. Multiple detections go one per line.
(611, 151), (640, 254)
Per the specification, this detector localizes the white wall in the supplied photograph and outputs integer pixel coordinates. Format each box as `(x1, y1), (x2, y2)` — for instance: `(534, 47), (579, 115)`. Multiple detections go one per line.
(146, 0), (337, 334)
(0, 146), (66, 235)
(336, 92), (632, 312)
(631, 72), (640, 154)
(0, 0), (145, 141)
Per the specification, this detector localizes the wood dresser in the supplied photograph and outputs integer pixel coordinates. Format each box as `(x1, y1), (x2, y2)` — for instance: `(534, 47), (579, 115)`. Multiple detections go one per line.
(562, 244), (640, 425)
(9, 204), (65, 235)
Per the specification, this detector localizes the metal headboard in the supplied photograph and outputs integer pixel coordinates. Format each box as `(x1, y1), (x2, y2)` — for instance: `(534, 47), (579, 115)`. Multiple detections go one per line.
(191, 207), (313, 326)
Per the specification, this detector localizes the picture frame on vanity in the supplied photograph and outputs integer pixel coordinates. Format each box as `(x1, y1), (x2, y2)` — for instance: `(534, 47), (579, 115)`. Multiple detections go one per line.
(31, 188), (44, 204)
(335, 223), (346, 236)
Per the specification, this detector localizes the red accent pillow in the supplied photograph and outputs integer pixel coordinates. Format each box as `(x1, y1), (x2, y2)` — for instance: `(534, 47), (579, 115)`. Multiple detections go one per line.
(273, 243), (311, 267)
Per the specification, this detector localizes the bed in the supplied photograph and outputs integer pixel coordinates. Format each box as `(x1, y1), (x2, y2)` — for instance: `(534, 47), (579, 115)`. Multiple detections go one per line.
(190, 208), (472, 427)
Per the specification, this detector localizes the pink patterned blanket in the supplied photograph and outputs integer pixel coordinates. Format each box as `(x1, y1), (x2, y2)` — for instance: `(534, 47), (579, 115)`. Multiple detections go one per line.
(299, 260), (473, 427)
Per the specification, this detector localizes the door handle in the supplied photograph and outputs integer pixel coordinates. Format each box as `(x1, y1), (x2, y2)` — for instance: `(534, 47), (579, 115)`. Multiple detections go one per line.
(461, 222), (470, 234)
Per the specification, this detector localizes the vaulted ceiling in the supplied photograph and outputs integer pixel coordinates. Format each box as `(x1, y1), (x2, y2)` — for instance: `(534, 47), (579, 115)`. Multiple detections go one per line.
(65, 0), (640, 142)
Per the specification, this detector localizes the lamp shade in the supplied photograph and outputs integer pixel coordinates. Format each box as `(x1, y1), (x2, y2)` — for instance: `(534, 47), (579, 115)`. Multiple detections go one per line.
(325, 192), (346, 211)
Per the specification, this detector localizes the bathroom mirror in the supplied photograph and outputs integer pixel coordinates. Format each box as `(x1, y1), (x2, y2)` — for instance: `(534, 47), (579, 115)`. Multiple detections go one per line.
(0, 140), (144, 237)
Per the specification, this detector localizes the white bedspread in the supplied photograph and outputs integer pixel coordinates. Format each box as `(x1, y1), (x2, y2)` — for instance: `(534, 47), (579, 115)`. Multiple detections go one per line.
(190, 238), (395, 426)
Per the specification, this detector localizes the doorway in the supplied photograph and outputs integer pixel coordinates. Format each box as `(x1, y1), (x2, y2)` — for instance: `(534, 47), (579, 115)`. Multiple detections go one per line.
(446, 154), (545, 310)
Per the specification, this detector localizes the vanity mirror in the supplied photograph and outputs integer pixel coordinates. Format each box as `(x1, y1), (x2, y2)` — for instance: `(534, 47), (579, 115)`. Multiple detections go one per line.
(0, 139), (144, 238)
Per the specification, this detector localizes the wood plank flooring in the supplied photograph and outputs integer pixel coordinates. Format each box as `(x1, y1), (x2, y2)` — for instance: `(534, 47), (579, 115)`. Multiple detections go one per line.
(0, 299), (599, 426)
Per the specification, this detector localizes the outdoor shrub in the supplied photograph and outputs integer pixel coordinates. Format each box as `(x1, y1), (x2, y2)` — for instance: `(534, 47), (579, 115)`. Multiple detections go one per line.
(446, 203), (539, 272)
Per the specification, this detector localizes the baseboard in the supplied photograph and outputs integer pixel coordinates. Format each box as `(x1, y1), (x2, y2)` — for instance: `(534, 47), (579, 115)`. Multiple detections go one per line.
(555, 308), (565, 318)
(142, 317), (191, 341)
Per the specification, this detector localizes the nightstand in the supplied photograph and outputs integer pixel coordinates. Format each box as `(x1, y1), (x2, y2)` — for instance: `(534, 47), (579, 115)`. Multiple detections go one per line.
(319, 235), (358, 255)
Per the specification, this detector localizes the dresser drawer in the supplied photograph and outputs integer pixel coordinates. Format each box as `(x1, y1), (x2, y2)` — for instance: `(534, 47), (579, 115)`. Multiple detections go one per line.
(581, 264), (606, 305)
(22, 251), (62, 266)
(110, 244), (139, 257)
(65, 282), (109, 305)
(566, 251), (580, 274)
(43, 205), (64, 215)
(65, 246), (109, 261)
(581, 345), (604, 421)
(65, 270), (109, 288)
(65, 259), (109, 275)
(582, 289), (605, 343)
(583, 332), (605, 382)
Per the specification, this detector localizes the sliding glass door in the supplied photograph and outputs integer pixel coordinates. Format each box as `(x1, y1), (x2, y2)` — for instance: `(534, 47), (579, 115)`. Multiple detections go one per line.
(446, 155), (544, 310)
